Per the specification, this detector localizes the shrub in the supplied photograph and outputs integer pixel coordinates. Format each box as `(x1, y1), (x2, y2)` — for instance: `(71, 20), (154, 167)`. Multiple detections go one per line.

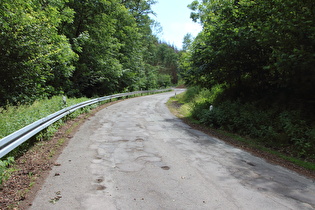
(0, 96), (92, 158)
(0, 96), (89, 139)
(184, 86), (315, 159)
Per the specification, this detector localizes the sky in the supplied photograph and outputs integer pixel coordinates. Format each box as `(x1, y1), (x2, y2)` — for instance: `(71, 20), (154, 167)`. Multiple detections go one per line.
(150, 0), (202, 50)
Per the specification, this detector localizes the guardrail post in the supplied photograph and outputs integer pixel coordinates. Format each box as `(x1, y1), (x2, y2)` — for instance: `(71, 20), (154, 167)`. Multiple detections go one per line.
(63, 96), (67, 106)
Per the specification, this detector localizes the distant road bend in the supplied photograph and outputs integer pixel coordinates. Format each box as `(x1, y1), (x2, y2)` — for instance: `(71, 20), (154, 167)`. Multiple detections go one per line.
(30, 89), (315, 210)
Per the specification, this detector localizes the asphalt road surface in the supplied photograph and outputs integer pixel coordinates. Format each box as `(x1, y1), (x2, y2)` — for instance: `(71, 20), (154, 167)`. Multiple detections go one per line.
(30, 90), (315, 210)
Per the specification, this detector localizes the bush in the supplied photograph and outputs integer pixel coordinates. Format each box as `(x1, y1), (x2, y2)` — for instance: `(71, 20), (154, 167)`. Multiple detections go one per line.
(0, 96), (92, 158)
(184, 86), (315, 159)
(158, 74), (172, 88)
(279, 112), (314, 157)
(0, 96), (89, 138)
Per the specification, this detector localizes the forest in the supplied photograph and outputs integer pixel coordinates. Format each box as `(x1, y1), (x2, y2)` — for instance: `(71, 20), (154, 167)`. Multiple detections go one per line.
(0, 0), (179, 107)
(179, 0), (315, 160)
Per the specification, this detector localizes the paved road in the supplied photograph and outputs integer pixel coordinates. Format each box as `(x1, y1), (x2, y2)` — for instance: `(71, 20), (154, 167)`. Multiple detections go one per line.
(30, 90), (315, 210)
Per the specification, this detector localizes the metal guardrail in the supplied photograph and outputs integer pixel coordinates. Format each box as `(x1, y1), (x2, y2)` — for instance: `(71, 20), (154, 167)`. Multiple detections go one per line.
(0, 89), (171, 158)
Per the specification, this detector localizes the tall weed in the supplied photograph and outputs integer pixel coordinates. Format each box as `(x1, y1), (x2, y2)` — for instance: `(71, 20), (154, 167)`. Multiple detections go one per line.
(0, 96), (89, 138)
(0, 96), (94, 158)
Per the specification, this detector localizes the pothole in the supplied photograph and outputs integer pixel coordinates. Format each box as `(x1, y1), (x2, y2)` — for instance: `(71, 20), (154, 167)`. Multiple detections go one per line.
(118, 140), (129, 142)
(96, 185), (106, 190)
(241, 160), (256, 166)
(161, 166), (170, 170)
(96, 178), (103, 183)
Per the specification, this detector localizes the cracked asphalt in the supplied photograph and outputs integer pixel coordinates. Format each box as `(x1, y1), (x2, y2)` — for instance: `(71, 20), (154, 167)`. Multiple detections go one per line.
(30, 90), (315, 210)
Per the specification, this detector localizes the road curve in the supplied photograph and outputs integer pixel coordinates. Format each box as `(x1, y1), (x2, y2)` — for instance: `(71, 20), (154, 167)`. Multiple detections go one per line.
(30, 90), (315, 210)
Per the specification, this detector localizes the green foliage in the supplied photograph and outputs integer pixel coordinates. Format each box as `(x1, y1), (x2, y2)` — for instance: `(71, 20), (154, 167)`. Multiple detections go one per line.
(0, 157), (15, 186)
(0, 0), (77, 106)
(180, 85), (223, 104)
(184, 87), (315, 159)
(0, 95), (99, 158)
(182, 33), (193, 51)
(61, 0), (123, 97)
(279, 112), (314, 157)
(181, 0), (315, 113)
(179, 0), (315, 159)
(157, 74), (172, 88)
(0, 96), (88, 139)
(180, 86), (202, 103)
(0, 0), (179, 107)
(154, 43), (179, 84)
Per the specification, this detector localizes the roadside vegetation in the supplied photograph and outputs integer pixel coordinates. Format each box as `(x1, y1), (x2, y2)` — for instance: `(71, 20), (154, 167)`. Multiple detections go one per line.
(0, 96), (97, 186)
(169, 87), (315, 172)
(176, 0), (314, 172)
(0, 96), (90, 139)
(0, 0), (179, 107)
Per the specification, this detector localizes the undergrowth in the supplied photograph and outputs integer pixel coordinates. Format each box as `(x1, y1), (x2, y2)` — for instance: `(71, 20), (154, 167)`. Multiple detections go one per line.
(172, 86), (315, 171)
(0, 96), (90, 139)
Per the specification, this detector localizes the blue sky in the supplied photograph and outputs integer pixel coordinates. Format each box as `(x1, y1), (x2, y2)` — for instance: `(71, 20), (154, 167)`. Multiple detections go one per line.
(150, 0), (202, 49)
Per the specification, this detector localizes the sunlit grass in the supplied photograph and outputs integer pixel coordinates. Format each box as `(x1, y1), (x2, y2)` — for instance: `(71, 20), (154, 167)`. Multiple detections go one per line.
(167, 92), (192, 118)
(0, 96), (89, 139)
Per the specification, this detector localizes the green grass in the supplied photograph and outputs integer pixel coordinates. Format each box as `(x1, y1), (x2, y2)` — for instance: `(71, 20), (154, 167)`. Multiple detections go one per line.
(167, 93), (192, 118)
(0, 96), (89, 139)
(222, 130), (315, 171)
(0, 95), (98, 160)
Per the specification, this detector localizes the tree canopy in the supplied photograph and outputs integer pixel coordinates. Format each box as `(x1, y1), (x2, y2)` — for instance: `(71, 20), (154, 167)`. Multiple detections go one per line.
(0, 0), (179, 106)
(180, 0), (315, 112)
(178, 0), (315, 158)
(0, 0), (77, 104)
